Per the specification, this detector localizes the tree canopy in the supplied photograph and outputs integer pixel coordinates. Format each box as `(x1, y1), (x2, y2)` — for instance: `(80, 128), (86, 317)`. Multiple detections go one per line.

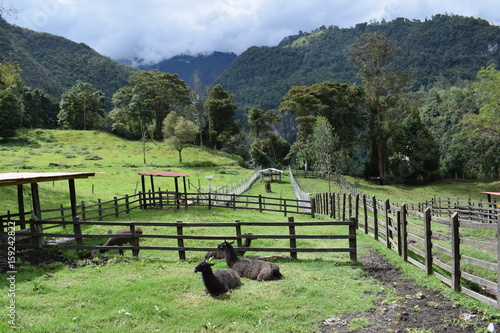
(0, 61), (24, 138)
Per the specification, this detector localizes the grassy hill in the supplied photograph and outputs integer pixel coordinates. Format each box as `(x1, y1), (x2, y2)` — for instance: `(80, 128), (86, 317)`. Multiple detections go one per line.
(0, 19), (138, 107)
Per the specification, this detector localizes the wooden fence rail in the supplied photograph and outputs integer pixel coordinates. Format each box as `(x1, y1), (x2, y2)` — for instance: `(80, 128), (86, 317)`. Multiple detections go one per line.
(1, 217), (358, 261)
(314, 191), (500, 308)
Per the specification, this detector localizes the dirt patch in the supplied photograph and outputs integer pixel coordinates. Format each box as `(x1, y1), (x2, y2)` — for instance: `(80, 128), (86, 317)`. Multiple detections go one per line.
(320, 250), (493, 332)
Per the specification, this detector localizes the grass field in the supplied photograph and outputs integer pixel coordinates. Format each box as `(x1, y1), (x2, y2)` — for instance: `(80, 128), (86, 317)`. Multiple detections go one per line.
(1, 129), (499, 332)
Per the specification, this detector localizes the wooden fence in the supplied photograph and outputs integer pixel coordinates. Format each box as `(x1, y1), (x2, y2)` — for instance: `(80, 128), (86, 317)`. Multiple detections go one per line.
(0, 190), (313, 232)
(314, 191), (500, 308)
(1, 217), (358, 261)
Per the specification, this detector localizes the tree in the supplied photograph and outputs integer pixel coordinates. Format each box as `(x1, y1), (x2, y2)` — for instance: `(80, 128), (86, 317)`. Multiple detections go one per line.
(0, 61), (24, 138)
(129, 70), (192, 141)
(58, 80), (105, 130)
(247, 108), (281, 140)
(280, 82), (364, 152)
(349, 33), (410, 183)
(204, 84), (239, 149)
(162, 111), (199, 163)
(286, 115), (316, 173)
(22, 88), (59, 129)
(389, 110), (440, 184)
(462, 65), (500, 178)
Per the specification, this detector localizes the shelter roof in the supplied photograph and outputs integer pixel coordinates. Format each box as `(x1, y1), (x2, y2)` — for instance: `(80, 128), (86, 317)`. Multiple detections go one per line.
(482, 192), (500, 196)
(138, 171), (190, 177)
(0, 172), (96, 187)
(259, 168), (283, 173)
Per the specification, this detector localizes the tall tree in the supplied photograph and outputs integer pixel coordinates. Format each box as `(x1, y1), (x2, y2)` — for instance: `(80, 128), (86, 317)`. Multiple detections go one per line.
(349, 33), (409, 183)
(58, 80), (105, 130)
(22, 88), (59, 129)
(247, 108), (282, 140)
(204, 84), (239, 149)
(280, 82), (364, 152)
(129, 70), (191, 140)
(0, 61), (24, 138)
(162, 111), (199, 163)
(390, 110), (440, 184)
(462, 65), (500, 178)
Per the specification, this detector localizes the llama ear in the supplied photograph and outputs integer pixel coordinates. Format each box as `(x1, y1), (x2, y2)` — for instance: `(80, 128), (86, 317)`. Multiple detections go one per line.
(229, 241), (235, 244)
(208, 263), (215, 267)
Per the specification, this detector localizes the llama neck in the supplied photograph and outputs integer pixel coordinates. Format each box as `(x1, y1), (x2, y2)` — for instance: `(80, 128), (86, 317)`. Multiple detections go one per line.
(224, 244), (239, 263)
(201, 270), (222, 291)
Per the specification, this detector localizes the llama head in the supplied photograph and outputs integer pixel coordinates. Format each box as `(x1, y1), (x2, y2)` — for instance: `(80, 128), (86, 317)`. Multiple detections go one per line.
(194, 261), (214, 273)
(217, 240), (234, 251)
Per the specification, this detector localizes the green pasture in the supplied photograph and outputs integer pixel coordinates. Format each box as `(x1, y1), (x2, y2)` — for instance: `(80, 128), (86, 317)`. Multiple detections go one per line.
(1, 130), (500, 332)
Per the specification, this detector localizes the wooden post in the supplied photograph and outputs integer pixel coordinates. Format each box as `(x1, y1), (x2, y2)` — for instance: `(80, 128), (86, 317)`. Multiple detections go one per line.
(150, 175), (155, 206)
(258, 195), (263, 213)
(130, 224), (140, 257)
(175, 177), (180, 210)
(349, 217), (357, 261)
(17, 184), (26, 229)
(372, 196), (378, 241)
(125, 195), (130, 213)
(384, 199), (390, 249)
(311, 198), (316, 218)
(451, 213), (461, 292)
(114, 197), (119, 217)
(288, 216), (297, 259)
(29, 217), (44, 248)
(424, 208), (433, 275)
(235, 219), (242, 247)
(283, 199), (287, 217)
(496, 213), (500, 308)
(363, 195), (368, 234)
(354, 193), (359, 224)
(348, 193), (352, 218)
(208, 192), (212, 209)
(81, 201), (86, 220)
(396, 210), (402, 256)
(401, 203), (408, 261)
(342, 193), (346, 221)
(176, 221), (185, 260)
(332, 193), (336, 219)
(98, 199), (103, 221)
(141, 175), (146, 209)
(68, 179), (83, 246)
(329, 193), (334, 218)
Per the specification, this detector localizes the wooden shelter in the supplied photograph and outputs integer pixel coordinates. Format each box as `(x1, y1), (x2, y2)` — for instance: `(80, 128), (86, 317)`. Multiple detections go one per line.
(259, 168), (283, 183)
(0, 172), (96, 244)
(137, 171), (190, 209)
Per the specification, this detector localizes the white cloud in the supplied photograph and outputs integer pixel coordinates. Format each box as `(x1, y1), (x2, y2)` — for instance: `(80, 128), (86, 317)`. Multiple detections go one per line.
(6, 0), (500, 64)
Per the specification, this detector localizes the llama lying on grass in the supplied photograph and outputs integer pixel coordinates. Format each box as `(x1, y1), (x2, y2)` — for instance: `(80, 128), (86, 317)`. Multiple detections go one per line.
(204, 233), (254, 260)
(100, 228), (143, 256)
(194, 261), (241, 296)
(217, 240), (283, 281)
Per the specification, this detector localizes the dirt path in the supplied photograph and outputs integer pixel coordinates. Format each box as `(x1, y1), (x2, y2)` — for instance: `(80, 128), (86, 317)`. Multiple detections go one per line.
(320, 250), (493, 332)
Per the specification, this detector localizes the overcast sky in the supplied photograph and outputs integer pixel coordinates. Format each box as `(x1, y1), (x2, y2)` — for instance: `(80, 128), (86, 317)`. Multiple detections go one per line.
(4, 0), (500, 64)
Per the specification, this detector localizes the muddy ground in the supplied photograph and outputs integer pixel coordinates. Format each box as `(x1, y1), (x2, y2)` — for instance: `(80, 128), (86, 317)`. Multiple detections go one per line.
(320, 250), (494, 332)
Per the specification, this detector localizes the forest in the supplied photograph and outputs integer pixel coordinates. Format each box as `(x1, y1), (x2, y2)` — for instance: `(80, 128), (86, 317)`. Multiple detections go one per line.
(0, 14), (499, 184)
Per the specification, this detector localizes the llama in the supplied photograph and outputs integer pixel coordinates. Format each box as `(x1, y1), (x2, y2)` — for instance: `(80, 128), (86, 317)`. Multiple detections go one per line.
(204, 233), (254, 260)
(217, 240), (283, 281)
(100, 228), (143, 256)
(193, 261), (241, 296)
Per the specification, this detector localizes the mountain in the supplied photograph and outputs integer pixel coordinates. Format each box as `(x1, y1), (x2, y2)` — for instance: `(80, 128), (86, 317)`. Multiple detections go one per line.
(128, 52), (237, 91)
(0, 18), (138, 108)
(215, 14), (500, 111)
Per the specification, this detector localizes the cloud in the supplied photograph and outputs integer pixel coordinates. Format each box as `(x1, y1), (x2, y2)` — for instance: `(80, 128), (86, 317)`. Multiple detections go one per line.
(7, 0), (500, 64)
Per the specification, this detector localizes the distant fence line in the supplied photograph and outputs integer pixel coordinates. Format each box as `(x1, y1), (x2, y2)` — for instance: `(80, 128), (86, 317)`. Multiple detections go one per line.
(1, 217), (358, 262)
(288, 166), (311, 213)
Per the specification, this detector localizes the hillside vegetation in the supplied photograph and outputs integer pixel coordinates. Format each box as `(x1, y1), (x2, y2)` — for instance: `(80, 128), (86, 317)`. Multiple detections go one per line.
(216, 14), (500, 110)
(0, 18), (138, 106)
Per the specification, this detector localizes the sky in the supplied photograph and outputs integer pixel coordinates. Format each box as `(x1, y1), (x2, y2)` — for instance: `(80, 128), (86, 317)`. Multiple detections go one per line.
(3, 0), (500, 64)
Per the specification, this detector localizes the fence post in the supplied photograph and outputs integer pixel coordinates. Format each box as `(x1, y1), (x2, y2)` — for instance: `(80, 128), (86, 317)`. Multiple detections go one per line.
(348, 193), (352, 218)
(401, 203), (408, 261)
(349, 217), (357, 261)
(342, 193), (346, 220)
(311, 198), (316, 218)
(81, 201), (86, 220)
(288, 216), (297, 260)
(114, 197), (119, 217)
(130, 224), (139, 257)
(424, 208), (433, 275)
(125, 195), (130, 213)
(363, 195), (368, 234)
(329, 193), (334, 218)
(283, 199), (287, 217)
(384, 199), (391, 249)
(258, 195), (263, 213)
(451, 213), (461, 292)
(355, 193), (359, 224)
(373, 196), (378, 241)
(30, 217), (44, 248)
(208, 192), (212, 209)
(235, 220), (242, 248)
(73, 216), (83, 246)
(177, 221), (186, 260)
(396, 210), (402, 256)
(98, 199), (103, 221)
(496, 213), (500, 308)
